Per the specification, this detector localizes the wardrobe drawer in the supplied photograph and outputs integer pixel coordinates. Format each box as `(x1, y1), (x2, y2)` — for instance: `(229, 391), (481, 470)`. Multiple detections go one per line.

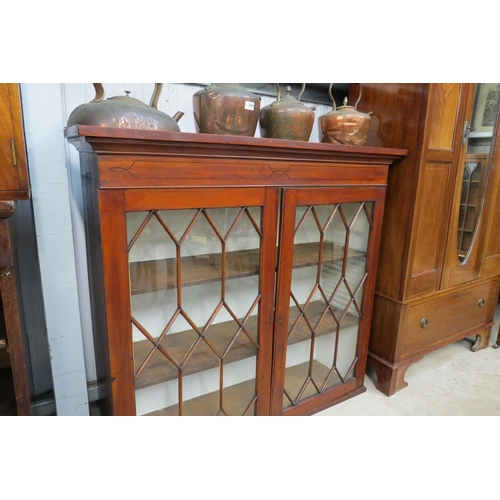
(401, 280), (497, 357)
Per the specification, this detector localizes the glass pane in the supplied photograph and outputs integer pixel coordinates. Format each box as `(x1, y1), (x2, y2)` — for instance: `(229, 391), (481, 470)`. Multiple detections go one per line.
(283, 202), (373, 410)
(457, 83), (500, 263)
(128, 207), (262, 416)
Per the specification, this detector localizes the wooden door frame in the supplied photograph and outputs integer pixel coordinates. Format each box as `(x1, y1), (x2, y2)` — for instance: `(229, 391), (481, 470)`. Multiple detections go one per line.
(271, 186), (387, 416)
(98, 186), (279, 415)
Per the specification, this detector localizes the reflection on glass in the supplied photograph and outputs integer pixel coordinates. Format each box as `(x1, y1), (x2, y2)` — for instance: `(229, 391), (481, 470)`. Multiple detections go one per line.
(127, 207), (262, 416)
(283, 202), (373, 410)
(458, 83), (500, 263)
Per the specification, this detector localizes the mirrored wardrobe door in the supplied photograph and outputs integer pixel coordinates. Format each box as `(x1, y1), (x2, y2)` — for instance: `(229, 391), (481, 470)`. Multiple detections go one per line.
(445, 83), (500, 287)
(458, 84), (500, 262)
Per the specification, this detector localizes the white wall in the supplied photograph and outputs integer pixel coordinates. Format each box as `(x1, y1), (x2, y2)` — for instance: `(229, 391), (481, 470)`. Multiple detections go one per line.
(21, 84), (89, 415)
(21, 83), (333, 414)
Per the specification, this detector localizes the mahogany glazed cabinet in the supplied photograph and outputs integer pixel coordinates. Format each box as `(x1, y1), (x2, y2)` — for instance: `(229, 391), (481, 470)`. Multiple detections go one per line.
(66, 125), (405, 416)
(360, 83), (500, 396)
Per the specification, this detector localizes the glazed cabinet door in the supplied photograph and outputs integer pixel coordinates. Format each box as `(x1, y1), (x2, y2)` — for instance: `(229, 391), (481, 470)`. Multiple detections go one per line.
(99, 187), (279, 416)
(271, 186), (386, 415)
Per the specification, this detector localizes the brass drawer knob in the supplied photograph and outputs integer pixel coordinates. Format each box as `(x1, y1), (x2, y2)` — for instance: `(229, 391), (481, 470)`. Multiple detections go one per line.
(478, 298), (485, 308)
(420, 318), (429, 329)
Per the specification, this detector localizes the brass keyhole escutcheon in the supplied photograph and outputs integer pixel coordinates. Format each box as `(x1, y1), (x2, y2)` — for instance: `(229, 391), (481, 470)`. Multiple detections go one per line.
(478, 298), (485, 308)
(420, 318), (428, 329)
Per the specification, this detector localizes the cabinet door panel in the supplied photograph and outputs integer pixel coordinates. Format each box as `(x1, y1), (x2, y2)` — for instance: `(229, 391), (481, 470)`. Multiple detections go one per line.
(271, 186), (385, 415)
(406, 161), (452, 297)
(0, 84), (29, 200)
(427, 83), (461, 151)
(101, 187), (278, 415)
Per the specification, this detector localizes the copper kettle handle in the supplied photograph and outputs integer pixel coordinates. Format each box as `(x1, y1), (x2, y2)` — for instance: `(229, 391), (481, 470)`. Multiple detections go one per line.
(273, 83), (307, 107)
(89, 83), (164, 109)
(91, 83), (105, 103)
(273, 83), (281, 106)
(329, 83), (363, 110)
(328, 83), (337, 112)
(297, 83), (306, 101)
(353, 83), (363, 109)
(149, 83), (163, 109)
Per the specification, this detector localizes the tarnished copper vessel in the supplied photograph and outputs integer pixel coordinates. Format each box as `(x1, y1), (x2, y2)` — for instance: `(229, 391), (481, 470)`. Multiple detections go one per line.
(319, 83), (372, 146)
(67, 83), (184, 131)
(259, 84), (315, 141)
(192, 83), (260, 136)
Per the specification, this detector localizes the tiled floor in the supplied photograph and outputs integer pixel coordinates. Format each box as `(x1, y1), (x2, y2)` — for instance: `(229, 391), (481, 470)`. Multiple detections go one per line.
(316, 302), (500, 416)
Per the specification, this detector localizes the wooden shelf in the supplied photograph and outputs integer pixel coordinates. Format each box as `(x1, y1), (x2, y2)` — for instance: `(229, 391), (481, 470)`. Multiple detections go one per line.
(129, 242), (363, 295)
(134, 300), (359, 391)
(144, 360), (335, 416)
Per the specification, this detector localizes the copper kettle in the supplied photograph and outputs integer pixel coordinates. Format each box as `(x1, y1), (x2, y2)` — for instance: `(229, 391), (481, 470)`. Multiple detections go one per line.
(259, 84), (316, 141)
(67, 83), (184, 132)
(192, 83), (261, 136)
(319, 83), (372, 146)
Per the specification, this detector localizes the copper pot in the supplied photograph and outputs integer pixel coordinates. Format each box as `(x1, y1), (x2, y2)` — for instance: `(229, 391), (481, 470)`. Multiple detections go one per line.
(319, 83), (372, 146)
(192, 83), (261, 136)
(67, 83), (184, 131)
(259, 84), (315, 141)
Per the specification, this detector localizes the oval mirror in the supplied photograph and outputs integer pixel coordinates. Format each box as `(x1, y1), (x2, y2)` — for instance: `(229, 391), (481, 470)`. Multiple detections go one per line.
(458, 83), (500, 264)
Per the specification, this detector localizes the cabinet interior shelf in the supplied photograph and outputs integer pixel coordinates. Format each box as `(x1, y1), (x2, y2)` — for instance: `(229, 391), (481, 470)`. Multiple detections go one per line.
(134, 299), (359, 391)
(129, 242), (364, 295)
(144, 359), (338, 416)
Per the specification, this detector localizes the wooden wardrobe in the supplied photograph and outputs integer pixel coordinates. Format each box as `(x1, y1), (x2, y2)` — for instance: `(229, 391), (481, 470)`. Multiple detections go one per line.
(361, 83), (500, 396)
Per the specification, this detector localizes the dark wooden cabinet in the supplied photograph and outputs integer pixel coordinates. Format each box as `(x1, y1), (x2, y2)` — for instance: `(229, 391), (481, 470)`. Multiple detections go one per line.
(0, 83), (31, 415)
(362, 83), (500, 396)
(67, 125), (405, 416)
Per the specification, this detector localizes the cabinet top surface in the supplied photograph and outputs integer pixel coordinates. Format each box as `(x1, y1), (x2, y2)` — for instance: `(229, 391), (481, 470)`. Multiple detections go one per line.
(65, 125), (408, 164)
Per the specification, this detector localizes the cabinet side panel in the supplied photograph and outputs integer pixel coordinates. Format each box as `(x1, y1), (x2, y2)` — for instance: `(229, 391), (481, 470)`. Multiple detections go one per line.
(369, 294), (404, 363)
(406, 161), (451, 297)
(80, 152), (113, 415)
(427, 84), (461, 151)
(361, 83), (427, 300)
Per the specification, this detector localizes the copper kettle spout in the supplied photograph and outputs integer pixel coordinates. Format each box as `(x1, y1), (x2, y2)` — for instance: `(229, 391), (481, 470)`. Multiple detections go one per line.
(173, 111), (184, 122)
